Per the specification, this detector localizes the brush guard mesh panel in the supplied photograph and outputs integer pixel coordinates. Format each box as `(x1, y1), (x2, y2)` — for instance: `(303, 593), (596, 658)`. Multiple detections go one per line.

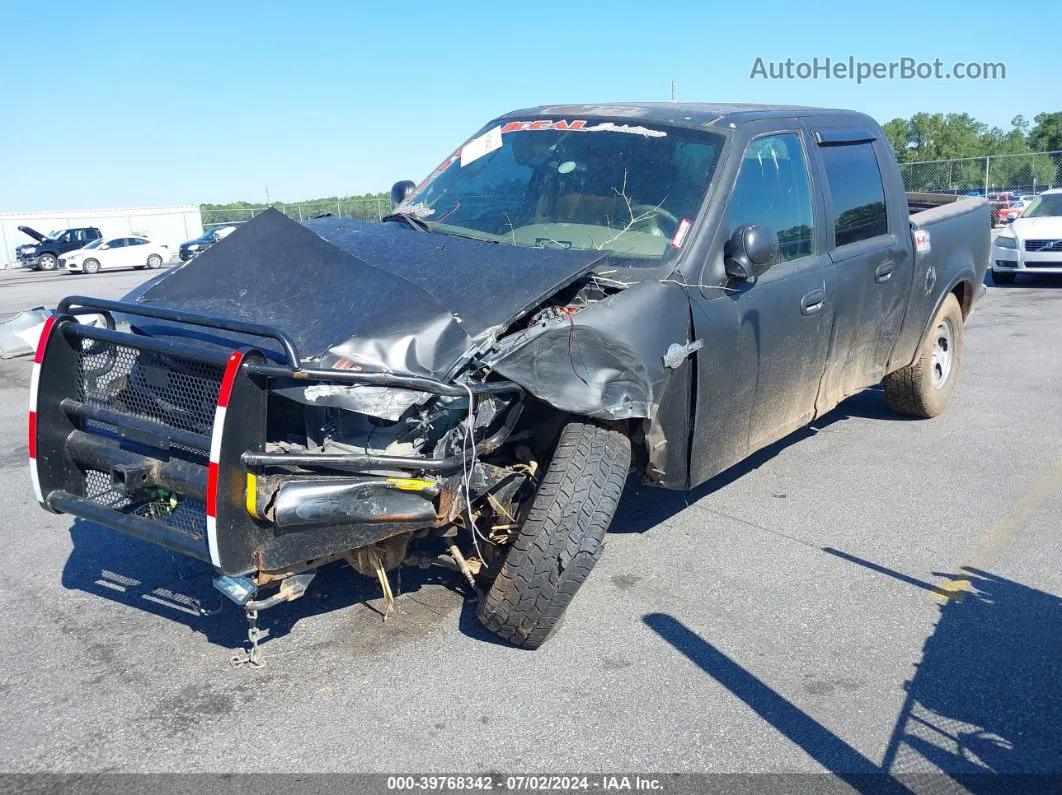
(74, 337), (222, 535)
(76, 337), (224, 440)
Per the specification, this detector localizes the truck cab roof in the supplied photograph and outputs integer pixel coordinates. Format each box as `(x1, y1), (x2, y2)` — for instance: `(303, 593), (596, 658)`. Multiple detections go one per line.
(496, 102), (878, 132)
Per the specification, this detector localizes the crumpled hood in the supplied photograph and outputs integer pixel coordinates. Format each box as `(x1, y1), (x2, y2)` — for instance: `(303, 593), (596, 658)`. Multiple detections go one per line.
(125, 208), (605, 377)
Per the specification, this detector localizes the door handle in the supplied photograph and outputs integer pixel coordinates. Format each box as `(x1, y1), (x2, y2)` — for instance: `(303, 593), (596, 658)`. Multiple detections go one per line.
(800, 288), (826, 316)
(875, 262), (895, 283)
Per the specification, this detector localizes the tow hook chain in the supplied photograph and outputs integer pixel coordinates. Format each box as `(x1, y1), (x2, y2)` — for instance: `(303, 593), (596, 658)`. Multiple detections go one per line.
(230, 609), (265, 668)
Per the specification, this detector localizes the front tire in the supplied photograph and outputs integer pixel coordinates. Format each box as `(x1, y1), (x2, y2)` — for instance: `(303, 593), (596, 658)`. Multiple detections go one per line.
(992, 269), (1016, 285)
(37, 254), (58, 271)
(82, 258), (101, 275)
(477, 420), (631, 649)
(883, 293), (964, 418)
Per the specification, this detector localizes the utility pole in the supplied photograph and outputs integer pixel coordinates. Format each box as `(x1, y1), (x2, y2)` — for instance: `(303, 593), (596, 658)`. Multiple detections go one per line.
(265, 186), (271, 206)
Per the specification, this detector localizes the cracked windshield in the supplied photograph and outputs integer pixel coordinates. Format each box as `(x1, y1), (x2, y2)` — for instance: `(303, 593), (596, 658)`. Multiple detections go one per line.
(398, 120), (725, 265)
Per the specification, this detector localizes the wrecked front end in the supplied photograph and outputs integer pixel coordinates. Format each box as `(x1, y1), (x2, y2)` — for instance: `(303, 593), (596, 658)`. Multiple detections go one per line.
(29, 297), (541, 632)
(29, 207), (700, 663)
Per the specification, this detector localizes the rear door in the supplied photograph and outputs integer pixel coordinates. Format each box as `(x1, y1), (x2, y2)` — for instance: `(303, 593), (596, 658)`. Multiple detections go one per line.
(100, 238), (128, 268)
(124, 237), (149, 268)
(807, 126), (914, 411)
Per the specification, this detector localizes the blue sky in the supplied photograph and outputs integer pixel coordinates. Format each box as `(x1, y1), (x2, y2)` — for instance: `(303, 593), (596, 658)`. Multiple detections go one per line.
(0, 0), (1055, 211)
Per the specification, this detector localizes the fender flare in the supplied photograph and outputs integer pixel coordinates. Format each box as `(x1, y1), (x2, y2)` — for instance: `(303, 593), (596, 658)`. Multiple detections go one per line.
(914, 268), (976, 355)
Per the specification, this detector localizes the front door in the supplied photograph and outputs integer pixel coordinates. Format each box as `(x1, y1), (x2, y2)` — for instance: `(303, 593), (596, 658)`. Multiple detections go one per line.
(689, 130), (836, 484)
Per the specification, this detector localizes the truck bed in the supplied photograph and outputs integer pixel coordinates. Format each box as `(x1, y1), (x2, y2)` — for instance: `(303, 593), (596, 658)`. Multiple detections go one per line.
(886, 195), (991, 373)
(907, 191), (968, 214)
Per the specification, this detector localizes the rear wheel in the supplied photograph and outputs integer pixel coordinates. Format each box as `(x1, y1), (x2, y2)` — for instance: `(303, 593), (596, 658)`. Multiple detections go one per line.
(146, 253), (163, 269)
(82, 258), (101, 275)
(477, 419), (630, 649)
(883, 293), (964, 418)
(37, 253), (58, 271)
(992, 269), (1016, 285)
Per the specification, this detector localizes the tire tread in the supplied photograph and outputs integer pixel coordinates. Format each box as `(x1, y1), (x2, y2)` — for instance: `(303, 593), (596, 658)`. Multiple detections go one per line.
(477, 420), (630, 649)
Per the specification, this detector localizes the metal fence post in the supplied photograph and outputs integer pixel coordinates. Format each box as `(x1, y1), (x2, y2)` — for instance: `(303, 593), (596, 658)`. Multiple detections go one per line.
(984, 156), (991, 196)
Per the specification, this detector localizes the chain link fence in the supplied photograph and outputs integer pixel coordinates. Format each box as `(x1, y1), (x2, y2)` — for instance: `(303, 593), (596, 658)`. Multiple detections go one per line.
(899, 150), (1062, 197)
(201, 195), (388, 229)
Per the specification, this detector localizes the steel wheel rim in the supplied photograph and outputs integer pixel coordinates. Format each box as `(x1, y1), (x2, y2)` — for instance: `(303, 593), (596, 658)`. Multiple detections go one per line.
(931, 317), (954, 388)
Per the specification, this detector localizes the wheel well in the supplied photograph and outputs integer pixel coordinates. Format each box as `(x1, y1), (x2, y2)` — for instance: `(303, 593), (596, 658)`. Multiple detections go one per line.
(951, 280), (973, 318)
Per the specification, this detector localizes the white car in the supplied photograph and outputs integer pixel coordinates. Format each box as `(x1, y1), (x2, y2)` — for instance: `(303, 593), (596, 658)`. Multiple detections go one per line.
(992, 189), (1062, 284)
(61, 236), (170, 274)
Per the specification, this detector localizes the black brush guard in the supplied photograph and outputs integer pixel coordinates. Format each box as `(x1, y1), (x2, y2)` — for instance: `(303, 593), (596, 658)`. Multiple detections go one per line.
(35, 296), (521, 576)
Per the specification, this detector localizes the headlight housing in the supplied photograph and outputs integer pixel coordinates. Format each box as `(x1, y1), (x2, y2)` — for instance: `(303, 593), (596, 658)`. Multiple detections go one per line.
(995, 235), (1018, 250)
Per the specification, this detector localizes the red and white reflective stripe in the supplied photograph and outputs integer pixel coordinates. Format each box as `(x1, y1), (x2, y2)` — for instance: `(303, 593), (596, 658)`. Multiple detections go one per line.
(28, 316), (58, 504)
(205, 351), (244, 567)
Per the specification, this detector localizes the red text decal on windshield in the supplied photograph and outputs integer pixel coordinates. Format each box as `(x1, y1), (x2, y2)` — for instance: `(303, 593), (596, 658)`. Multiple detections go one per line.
(501, 120), (588, 133)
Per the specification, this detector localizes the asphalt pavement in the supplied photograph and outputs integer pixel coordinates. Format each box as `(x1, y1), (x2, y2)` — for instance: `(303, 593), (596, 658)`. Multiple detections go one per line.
(0, 267), (1060, 782)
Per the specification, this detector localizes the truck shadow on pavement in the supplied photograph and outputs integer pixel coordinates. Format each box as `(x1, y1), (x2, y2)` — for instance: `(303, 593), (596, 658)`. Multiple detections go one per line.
(61, 518), (471, 653)
(644, 560), (1062, 789)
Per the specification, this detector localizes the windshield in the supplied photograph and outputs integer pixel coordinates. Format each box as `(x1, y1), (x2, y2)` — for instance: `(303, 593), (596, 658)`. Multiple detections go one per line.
(82, 238), (103, 249)
(400, 120), (725, 265)
(1022, 193), (1062, 219)
(45, 230), (65, 240)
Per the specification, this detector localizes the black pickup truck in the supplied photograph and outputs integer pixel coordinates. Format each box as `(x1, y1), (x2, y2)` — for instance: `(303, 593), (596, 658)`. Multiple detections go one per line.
(30, 103), (989, 655)
(16, 226), (103, 270)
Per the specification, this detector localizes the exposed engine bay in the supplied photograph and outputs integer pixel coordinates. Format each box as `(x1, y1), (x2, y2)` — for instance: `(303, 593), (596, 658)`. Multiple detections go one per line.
(252, 271), (633, 594)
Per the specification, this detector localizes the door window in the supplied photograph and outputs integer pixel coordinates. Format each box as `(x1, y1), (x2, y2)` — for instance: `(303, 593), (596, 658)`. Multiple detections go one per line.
(820, 143), (888, 246)
(728, 133), (815, 262)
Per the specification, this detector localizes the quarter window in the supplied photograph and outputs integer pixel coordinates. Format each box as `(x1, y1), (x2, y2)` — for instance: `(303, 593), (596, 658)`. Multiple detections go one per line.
(820, 143), (888, 246)
(728, 133), (815, 262)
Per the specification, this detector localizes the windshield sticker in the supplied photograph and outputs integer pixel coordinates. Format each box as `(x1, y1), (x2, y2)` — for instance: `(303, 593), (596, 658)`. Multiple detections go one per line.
(461, 125), (503, 167)
(501, 120), (587, 133)
(499, 119), (666, 137)
(583, 122), (667, 137)
(671, 218), (692, 249)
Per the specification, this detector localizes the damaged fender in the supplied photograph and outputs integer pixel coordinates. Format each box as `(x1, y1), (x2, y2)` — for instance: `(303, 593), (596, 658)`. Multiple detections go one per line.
(487, 278), (696, 487)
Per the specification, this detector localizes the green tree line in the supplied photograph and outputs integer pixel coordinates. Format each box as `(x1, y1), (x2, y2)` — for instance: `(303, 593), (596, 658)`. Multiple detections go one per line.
(201, 192), (390, 222)
(882, 111), (1062, 162)
(884, 111), (1062, 193)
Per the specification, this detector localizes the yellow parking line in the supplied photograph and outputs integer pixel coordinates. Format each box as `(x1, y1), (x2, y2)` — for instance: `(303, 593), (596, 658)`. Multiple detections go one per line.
(934, 456), (1062, 601)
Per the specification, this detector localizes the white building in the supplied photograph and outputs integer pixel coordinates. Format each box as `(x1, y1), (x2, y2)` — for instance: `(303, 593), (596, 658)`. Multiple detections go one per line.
(0, 205), (203, 267)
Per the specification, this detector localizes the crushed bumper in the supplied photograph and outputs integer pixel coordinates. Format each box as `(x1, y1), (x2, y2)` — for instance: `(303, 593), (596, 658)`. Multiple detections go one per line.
(30, 295), (521, 576)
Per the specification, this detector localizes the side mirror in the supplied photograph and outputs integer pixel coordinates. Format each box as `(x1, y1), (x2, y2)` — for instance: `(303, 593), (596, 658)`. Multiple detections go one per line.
(99, 244), (110, 250)
(390, 180), (417, 209)
(724, 224), (779, 280)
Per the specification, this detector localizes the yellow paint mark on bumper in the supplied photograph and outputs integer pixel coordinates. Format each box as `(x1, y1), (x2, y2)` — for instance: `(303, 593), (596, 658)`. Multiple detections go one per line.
(387, 477), (435, 492)
(245, 472), (260, 518)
